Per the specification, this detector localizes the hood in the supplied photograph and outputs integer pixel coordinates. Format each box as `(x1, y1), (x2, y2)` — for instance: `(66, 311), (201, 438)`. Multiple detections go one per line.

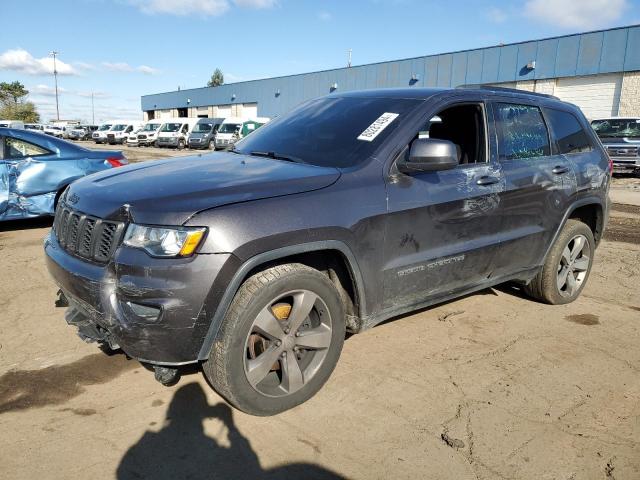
(65, 152), (341, 225)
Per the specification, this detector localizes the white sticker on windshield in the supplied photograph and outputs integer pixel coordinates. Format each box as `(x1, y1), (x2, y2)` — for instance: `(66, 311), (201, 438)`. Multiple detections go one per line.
(357, 112), (399, 142)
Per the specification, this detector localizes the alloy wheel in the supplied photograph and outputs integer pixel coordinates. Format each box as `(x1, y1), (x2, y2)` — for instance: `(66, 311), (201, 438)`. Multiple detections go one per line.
(556, 234), (591, 297)
(243, 289), (333, 397)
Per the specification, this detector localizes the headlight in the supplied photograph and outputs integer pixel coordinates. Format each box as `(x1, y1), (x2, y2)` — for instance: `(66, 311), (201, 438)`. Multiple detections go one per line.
(123, 224), (206, 257)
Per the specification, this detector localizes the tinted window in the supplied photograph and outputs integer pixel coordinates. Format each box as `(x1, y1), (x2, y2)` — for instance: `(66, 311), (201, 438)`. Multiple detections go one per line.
(545, 109), (592, 154)
(234, 96), (422, 168)
(493, 103), (550, 161)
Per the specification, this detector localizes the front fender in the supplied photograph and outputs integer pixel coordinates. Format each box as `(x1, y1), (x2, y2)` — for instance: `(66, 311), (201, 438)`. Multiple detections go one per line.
(195, 240), (366, 361)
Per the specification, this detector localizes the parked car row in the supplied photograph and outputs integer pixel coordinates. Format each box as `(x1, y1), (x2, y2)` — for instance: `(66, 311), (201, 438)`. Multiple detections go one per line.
(88, 117), (270, 150)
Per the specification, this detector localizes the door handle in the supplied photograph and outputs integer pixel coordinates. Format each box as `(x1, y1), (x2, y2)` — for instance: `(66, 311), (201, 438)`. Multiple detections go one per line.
(476, 175), (500, 186)
(552, 165), (569, 175)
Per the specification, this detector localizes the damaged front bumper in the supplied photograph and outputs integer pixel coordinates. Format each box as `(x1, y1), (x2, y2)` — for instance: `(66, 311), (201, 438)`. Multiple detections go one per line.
(44, 231), (231, 366)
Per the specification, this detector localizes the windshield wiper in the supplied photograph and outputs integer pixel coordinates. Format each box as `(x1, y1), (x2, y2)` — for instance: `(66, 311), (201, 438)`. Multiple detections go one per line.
(248, 150), (305, 164)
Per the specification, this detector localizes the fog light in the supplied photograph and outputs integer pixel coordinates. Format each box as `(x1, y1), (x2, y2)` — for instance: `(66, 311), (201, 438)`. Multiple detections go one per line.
(128, 302), (161, 321)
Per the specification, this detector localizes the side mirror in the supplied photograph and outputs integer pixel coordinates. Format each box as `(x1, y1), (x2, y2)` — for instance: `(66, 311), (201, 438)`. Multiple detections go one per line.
(397, 138), (459, 174)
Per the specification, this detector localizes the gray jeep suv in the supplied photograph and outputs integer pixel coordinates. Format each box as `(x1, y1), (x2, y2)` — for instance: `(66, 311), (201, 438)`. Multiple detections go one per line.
(45, 87), (611, 415)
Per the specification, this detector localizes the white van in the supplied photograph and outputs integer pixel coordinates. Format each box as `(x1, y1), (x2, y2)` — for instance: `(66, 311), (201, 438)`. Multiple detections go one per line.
(214, 116), (270, 150)
(92, 121), (117, 144)
(156, 118), (199, 149)
(0, 120), (25, 129)
(214, 117), (243, 150)
(127, 120), (164, 147)
(106, 121), (144, 145)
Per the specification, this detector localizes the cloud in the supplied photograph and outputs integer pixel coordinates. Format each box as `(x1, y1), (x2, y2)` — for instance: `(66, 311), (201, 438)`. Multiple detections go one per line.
(486, 6), (507, 23)
(128, 0), (230, 16)
(102, 61), (134, 72)
(524, 0), (628, 29)
(0, 49), (78, 76)
(30, 84), (67, 96)
(73, 61), (97, 71)
(127, 0), (277, 16)
(137, 64), (160, 75)
(317, 11), (332, 21)
(233, 0), (278, 7)
(102, 62), (160, 74)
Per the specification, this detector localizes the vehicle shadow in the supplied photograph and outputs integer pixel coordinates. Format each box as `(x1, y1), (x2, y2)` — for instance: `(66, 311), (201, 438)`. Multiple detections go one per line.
(0, 216), (53, 232)
(117, 383), (344, 480)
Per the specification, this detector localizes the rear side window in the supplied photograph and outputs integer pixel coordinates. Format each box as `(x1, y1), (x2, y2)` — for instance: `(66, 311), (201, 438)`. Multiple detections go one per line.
(493, 103), (550, 161)
(544, 109), (592, 154)
(4, 137), (50, 159)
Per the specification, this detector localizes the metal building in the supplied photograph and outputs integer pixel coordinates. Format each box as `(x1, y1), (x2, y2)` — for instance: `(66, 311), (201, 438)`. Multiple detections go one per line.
(141, 24), (640, 121)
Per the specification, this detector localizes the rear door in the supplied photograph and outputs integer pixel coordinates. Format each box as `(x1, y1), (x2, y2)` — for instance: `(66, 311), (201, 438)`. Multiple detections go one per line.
(488, 100), (576, 277)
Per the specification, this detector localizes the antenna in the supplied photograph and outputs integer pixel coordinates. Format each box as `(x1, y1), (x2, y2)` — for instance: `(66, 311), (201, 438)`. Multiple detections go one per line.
(348, 49), (352, 68)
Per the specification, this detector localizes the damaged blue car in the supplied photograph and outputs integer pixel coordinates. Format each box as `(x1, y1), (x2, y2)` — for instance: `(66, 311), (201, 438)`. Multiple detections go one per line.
(0, 127), (127, 221)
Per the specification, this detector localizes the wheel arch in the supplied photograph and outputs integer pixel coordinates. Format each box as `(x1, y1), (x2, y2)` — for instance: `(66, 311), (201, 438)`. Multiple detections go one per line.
(542, 197), (606, 262)
(197, 240), (366, 361)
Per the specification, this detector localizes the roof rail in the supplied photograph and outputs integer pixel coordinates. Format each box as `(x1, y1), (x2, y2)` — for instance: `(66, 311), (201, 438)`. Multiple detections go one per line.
(457, 84), (560, 100)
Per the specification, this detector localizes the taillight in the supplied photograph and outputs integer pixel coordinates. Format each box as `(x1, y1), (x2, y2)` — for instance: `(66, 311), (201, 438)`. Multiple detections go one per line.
(608, 156), (613, 175)
(106, 156), (124, 168)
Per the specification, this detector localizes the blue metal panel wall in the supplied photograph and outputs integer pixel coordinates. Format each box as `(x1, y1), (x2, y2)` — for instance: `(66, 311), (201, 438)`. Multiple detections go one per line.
(624, 26), (640, 70)
(142, 25), (640, 118)
(576, 32), (603, 75)
(600, 28), (628, 72)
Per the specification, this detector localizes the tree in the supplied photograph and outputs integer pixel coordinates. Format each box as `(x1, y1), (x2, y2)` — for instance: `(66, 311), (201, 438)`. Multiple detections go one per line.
(207, 69), (224, 87)
(0, 81), (40, 122)
(0, 81), (28, 105)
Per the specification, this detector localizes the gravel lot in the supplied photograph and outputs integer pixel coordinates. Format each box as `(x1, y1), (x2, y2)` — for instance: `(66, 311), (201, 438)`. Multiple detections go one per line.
(0, 147), (638, 480)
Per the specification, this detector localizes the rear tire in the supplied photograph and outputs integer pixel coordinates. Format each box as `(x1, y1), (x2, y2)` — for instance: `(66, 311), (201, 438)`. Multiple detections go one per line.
(203, 263), (346, 416)
(524, 219), (595, 305)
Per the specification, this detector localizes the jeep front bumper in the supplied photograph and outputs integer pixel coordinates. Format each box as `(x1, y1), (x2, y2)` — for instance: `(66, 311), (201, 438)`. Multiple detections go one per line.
(44, 232), (231, 365)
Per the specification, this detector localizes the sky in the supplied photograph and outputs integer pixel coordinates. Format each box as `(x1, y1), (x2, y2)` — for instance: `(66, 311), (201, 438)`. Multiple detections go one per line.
(0, 0), (638, 124)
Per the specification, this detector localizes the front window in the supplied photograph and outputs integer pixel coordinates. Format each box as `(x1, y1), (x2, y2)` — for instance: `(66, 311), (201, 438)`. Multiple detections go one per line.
(234, 96), (422, 168)
(142, 123), (161, 131)
(160, 123), (181, 132)
(591, 119), (640, 139)
(98, 124), (112, 131)
(218, 123), (241, 134)
(193, 123), (214, 133)
(112, 124), (127, 131)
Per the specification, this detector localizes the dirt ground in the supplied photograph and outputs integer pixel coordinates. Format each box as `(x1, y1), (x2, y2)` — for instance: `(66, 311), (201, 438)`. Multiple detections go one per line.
(0, 155), (638, 479)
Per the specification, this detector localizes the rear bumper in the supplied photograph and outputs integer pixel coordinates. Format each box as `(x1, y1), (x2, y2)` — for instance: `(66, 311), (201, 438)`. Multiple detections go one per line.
(44, 232), (231, 365)
(612, 159), (640, 173)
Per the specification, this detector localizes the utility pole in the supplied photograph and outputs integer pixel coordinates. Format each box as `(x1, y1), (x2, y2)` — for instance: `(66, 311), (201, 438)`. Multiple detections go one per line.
(348, 49), (352, 68)
(91, 92), (95, 124)
(50, 51), (60, 121)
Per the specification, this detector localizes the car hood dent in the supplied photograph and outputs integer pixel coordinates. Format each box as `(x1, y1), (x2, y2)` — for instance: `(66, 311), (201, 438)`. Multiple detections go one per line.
(66, 152), (341, 225)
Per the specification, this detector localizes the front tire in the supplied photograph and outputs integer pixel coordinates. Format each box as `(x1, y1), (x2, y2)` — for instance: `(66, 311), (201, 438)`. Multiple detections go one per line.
(524, 219), (595, 305)
(203, 264), (346, 416)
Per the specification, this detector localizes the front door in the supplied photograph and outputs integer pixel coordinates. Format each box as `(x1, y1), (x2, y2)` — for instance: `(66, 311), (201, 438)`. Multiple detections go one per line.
(383, 100), (505, 311)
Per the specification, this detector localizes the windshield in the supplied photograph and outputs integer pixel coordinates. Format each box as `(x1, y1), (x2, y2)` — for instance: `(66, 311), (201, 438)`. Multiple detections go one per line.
(193, 123), (214, 133)
(591, 119), (640, 138)
(160, 123), (181, 132)
(112, 124), (127, 131)
(218, 123), (241, 134)
(234, 96), (422, 168)
(142, 123), (161, 131)
(98, 124), (112, 131)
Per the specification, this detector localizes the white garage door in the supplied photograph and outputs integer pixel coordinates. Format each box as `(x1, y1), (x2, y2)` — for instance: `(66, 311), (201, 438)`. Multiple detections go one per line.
(555, 74), (622, 119)
(216, 104), (232, 118)
(242, 103), (258, 118)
